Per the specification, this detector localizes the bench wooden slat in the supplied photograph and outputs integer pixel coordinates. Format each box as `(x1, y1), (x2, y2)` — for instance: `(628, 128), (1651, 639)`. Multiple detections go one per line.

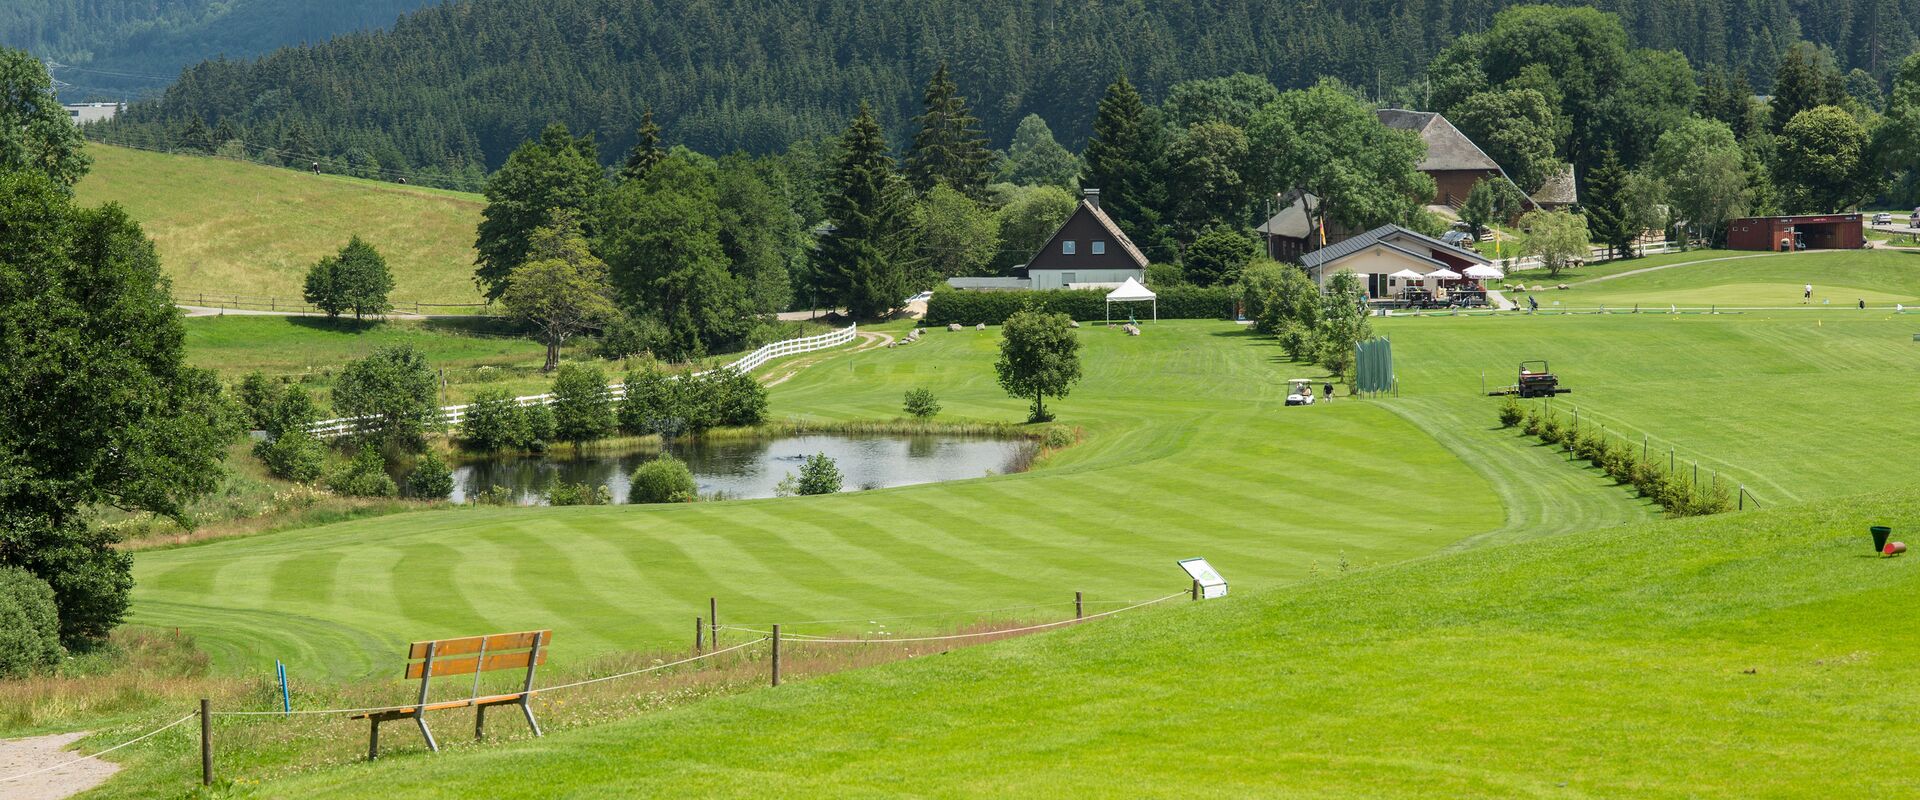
(404, 648), (548, 679)
(407, 630), (549, 659)
(350, 692), (534, 720)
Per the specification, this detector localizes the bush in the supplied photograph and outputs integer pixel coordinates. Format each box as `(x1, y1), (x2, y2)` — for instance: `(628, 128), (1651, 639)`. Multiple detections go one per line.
(620, 365), (680, 436)
(630, 454), (697, 503)
(1145, 262), (1185, 287)
(236, 371), (279, 430)
(525, 403), (556, 448)
(328, 444), (397, 497)
(405, 450), (455, 500)
(1043, 425), (1076, 449)
(254, 429), (326, 482)
(470, 485), (515, 506)
(546, 481), (612, 506)
(797, 452), (843, 495)
(0, 567), (63, 678)
(903, 387), (941, 419)
(703, 368), (768, 428)
(1498, 398), (1525, 428)
(595, 312), (671, 360)
(461, 389), (533, 452)
(924, 285), (1234, 326)
(262, 385), (319, 439)
(550, 364), (617, 446)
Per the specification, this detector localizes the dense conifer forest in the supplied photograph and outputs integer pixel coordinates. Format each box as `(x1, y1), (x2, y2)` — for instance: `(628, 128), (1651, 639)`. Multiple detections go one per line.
(78, 0), (1920, 184)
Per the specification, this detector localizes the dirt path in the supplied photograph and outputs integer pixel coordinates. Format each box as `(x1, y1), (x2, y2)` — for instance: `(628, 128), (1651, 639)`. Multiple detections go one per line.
(762, 330), (895, 387)
(0, 732), (120, 800)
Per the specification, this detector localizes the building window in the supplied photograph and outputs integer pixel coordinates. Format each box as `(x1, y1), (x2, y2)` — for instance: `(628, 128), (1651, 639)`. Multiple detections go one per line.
(1062, 273), (1077, 285)
(1091, 240), (1106, 255)
(1062, 240), (1076, 255)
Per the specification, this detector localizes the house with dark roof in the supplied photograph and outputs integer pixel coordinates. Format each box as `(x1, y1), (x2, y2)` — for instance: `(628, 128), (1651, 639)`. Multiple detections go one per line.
(1300, 224), (1491, 297)
(1255, 190), (1367, 263)
(1022, 189), (1149, 289)
(1375, 109), (1506, 207)
(1529, 164), (1579, 211)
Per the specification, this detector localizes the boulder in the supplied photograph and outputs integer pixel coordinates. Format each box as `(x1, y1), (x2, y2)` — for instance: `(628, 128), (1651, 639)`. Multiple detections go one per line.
(948, 323), (962, 332)
(975, 323), (986, 331)
(1068, 320), (1081, 328)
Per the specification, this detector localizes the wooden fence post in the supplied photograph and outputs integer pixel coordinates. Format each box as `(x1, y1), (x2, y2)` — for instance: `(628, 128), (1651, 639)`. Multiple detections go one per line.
(1191, 579), (1200, 601)
(1075, 591), (1083, 620)
(695, 616), (703, 653)
(709, 597), (718, 649)
(199, 698), (213, 787)
(771, 625), (781, 687)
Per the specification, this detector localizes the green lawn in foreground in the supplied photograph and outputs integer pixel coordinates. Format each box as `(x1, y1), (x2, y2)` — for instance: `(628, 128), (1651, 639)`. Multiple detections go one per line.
(76, 145), (484, 305)
(133, 321), (1608, 678)
(247, 490), (1920, 799)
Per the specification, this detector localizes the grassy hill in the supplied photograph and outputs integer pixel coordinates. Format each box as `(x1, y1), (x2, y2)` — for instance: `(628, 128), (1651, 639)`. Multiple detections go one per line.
(74, 144), (484, 305)
(251, 490), (1920, 798)
(1518, 249), (1920, 308)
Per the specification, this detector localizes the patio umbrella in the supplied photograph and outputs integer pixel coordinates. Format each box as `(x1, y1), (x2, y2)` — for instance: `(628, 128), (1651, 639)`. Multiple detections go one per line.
(1463, 264), (1504, 280)
(1387, 268), (1425, 280)
(1424, 268), (1462, 280)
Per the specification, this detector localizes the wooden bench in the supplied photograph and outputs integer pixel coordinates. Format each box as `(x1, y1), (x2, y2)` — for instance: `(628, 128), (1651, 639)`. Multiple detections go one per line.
(351, 629), (551, 760)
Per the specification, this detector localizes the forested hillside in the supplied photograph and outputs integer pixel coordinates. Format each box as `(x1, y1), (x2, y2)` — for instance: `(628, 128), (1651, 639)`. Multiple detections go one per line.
(87, 0), (1919, 185)
(0, 0), (438, 100)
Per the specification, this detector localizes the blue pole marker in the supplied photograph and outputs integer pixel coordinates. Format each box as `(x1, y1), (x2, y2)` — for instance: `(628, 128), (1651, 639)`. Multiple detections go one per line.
(277, 660), (291, 715)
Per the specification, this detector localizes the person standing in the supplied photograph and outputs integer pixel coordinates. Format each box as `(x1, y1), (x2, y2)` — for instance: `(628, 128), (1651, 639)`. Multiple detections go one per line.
(1322, 381), (1334, 403)
(1804, 284), (1812, 304)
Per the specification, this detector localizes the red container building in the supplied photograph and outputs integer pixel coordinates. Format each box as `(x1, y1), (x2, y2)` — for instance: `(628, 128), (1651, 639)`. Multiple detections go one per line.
(1726, 214), (1865, 251)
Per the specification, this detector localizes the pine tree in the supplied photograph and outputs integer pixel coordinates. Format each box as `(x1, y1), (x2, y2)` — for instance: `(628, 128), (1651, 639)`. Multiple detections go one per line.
(1582, 149), (1635, 260)
(905, 64), (995, 199)
(816, 102), (913, 318)
(620, 107), (666, 181)
(178, 117), (214, 154)
(1081, 75), (1172, 262)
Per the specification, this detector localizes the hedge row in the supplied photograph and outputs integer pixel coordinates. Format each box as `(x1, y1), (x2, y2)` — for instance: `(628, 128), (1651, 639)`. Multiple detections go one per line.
(1503, 399), (1734, 516)
(924, 286), (1235, 326)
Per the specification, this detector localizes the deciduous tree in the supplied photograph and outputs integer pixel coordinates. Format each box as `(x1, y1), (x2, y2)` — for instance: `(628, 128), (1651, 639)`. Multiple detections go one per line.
(995, 308), (1082, 423)
(1248, 81), (1433, 243)
(333, 344), (440, 449)
(1450, 88), (1565, 192)
(475, 123), (604, 301)
(0, 48), (89, 188)
(1518, 209), (1592, 277)
(304, 236), (393, 320)
(502, 215), (616, 371)
(1650, 118), (1751, 246)
(1774, 105), (1879, 213)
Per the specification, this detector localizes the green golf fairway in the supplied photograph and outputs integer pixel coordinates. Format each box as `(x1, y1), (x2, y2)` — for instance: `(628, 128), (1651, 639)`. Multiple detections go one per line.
(1528, 249), (1920, 307)
(137, 321), (1594, 678)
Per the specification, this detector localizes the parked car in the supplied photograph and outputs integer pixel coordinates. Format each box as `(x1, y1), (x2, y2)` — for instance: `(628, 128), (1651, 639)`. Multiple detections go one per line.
(1441, 230), (1475, 248)
(1873, 212), (1893, 225)
(903, 291), (934, 304)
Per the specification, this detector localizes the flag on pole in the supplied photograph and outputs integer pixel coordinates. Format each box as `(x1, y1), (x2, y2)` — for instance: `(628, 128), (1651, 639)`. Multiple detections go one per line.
(1318, 215), (1326, 248)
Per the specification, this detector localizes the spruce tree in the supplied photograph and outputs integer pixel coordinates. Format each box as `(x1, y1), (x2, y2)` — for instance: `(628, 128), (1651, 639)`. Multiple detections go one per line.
(620, 107), (666, 181)
(816, 102), (913, 318)
(1080, 75), (1171, 261)
(1582, 149), (1635, 260)
(905, 64), (995, 199)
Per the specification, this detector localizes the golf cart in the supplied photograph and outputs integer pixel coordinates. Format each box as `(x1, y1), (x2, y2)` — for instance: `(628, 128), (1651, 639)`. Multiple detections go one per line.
(1286, 378), (1316, 406)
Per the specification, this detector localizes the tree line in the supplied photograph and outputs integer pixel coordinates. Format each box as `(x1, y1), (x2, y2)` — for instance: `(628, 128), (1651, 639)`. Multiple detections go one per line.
(74, 0), (1920, 191)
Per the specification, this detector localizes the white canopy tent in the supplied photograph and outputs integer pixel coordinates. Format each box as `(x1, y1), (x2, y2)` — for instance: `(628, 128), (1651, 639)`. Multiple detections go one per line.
(1463, 264), (1504, 280)
(1423, 267), (1463, 282)
(1105, 277), (1157, 323)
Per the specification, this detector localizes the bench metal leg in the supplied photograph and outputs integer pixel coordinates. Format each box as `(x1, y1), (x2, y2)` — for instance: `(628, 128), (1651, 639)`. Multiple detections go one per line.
(415, 713), (440, 753)
(368, 719), (381, 761)
(475, 704), (486, 741)
(521, 698), (542, 738)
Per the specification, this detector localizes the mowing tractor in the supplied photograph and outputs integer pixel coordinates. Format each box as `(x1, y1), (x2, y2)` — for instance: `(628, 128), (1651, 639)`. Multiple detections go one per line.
(1488, 360), (1571, 398)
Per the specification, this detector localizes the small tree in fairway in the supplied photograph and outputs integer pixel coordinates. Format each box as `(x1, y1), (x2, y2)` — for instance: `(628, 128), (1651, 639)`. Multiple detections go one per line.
(995, 309), (1083, 423)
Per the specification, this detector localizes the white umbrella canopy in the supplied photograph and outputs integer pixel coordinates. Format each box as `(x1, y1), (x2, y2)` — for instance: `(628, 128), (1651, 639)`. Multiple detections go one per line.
(1463, 264), (1504, 279)
(1387, 268), (1426, 280)
(1424, 267), (1463, 280)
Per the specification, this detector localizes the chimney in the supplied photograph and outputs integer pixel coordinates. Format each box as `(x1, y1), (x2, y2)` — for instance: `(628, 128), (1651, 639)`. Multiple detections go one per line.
(1083, 188), (1101, 209)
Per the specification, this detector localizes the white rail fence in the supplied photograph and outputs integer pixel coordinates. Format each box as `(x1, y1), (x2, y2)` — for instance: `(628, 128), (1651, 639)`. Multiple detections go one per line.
(310, 324), (858, 438)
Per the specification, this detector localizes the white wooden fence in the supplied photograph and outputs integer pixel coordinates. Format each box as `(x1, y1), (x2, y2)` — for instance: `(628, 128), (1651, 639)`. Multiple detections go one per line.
(309, 323), (859, 438)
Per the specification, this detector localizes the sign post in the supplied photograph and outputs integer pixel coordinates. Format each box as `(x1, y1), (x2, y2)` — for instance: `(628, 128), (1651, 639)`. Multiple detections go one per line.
(1177, 558), (1228, 599)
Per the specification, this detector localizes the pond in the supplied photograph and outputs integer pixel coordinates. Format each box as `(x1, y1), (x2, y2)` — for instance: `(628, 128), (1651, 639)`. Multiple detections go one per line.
(448, 434), (1037, 505)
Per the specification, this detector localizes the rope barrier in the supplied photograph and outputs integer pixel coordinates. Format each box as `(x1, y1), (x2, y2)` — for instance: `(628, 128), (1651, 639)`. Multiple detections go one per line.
(766, 592), (1189, 645)
(211, 637), (768, 718)
(0, 713), (197, 784)
(722, 599), (1141, 628)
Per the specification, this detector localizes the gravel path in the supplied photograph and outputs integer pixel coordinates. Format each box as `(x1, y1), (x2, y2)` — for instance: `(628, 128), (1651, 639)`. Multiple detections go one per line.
(0, 732), (120, 800)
